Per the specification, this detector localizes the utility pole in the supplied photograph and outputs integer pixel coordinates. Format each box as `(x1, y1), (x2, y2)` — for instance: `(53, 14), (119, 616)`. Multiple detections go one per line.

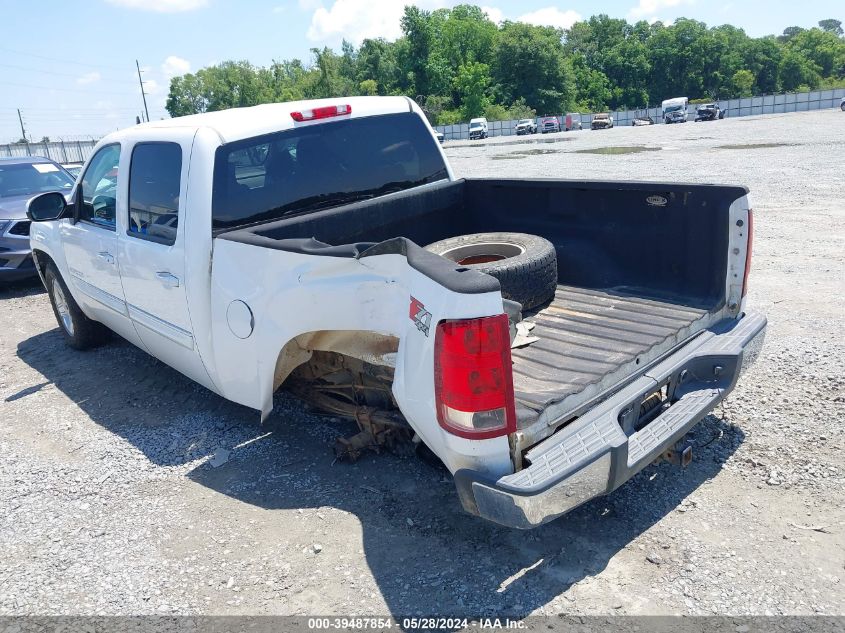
(17, 108), (27, 142)
(136, 59), (150, 123)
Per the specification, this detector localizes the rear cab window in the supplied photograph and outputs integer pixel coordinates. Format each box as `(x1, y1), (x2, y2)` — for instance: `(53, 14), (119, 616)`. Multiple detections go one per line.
(211, 111), (448, 231)
(127, 142), (183, 245)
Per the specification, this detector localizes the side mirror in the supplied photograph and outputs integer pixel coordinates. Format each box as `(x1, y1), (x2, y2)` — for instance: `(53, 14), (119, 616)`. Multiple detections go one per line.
(27, 191), (69, 222)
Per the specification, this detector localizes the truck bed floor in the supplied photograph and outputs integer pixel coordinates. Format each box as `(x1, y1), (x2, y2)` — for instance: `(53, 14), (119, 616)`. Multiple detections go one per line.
(511, 285), (711, 414)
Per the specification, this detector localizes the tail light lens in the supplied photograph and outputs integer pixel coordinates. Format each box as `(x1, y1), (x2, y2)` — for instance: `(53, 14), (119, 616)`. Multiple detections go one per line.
(290, 104), (352, 122)
(741, 209), (754, 297)
(434, 314), (516, 439)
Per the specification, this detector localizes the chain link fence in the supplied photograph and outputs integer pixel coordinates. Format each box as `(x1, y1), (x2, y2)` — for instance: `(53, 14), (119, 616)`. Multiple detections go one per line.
(0, 139), (99, 164)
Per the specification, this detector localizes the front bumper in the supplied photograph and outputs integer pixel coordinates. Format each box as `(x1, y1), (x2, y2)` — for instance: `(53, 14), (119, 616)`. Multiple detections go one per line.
(0, 222), (36, 282)
(454, 311), (767, 529)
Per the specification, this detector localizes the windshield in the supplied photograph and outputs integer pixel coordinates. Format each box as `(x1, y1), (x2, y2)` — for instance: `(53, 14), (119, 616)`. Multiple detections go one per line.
(212, 112), (449, 230)
(518, 120), (531, 125)
(469, 122), (482, 128)
(0, 162), (75, 198)
(665, 105), (685, 113)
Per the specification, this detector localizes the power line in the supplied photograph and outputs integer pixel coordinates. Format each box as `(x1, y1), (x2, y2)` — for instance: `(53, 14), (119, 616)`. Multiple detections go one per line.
(0, 45), (131, 72)
(0, 62), (137, 84)
(5, 81), (146, 96)
(0, 106), (167, 112)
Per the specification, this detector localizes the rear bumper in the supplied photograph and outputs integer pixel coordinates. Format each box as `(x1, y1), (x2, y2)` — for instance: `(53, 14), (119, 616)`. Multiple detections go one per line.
(454, 311), (766, 529)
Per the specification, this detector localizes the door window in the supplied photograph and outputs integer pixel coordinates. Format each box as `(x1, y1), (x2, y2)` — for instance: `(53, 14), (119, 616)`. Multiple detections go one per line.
(79, 144), (121, 230)
(127, 143), (182, 245)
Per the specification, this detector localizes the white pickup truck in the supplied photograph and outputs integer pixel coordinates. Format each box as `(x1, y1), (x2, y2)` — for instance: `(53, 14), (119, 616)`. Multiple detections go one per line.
(26, 96), (765, 529)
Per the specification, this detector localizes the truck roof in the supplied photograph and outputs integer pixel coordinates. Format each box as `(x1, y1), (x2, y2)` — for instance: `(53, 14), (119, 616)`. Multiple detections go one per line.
(112, 96), (415, 144)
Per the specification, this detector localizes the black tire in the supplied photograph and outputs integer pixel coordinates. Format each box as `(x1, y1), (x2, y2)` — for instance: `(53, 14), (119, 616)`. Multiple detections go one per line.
(44, 263), (109, 350)
(424, 232), (557, 310)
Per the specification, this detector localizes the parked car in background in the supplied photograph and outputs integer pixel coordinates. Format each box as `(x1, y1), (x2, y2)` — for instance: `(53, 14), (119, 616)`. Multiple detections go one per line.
(591, 113), (614, 130)
(1, 156), (75, 282)
(469, 117), (488, 140)
(61, 163), (84, 178)
(540, 116), (560, 133)
(515, 119), (537, 135)
(632, 116), (654, 126)
(662, 97), (689, 124)
(695, 103), (724, 121)
(434, 130), (445, 144)
(564, 114), (582, 131)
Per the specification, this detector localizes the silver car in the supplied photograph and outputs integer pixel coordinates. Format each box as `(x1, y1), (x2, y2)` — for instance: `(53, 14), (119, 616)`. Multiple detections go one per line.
(0, 156), (75, 282)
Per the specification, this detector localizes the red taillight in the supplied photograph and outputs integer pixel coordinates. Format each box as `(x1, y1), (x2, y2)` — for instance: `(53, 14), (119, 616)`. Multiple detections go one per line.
(741, 209), (754, 297)
(434, 314), (516, 440)
(290, 104), (352, 122)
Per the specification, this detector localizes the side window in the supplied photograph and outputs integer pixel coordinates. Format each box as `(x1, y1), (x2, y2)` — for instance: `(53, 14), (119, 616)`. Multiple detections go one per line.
(79, 144), (121, 230)
(128, 143), (182, 245)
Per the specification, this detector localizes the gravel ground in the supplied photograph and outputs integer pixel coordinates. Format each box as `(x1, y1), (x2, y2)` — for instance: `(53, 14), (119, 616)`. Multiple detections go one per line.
(0, 109), (843, 617)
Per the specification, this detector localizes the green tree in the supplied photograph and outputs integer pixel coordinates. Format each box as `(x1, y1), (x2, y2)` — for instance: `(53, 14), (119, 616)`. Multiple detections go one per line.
(453, 61), (491, 119)
(492, 22), (574, 114)
(166, 72), (209, 116)
(818, 19), (843, 36)
(401, 6), (435, 97)
(732, 69), (755, 96)
(359, 79), (378, 95)
(571, 55), (611, 110)
(779, 50), (822, 91)
(164, 7), (845, 122)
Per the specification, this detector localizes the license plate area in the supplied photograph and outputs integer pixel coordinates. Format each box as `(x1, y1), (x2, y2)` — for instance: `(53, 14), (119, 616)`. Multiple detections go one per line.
(617, 380), (672, 436)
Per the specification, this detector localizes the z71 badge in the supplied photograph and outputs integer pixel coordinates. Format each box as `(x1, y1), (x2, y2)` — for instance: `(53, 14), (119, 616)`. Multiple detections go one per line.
(409, 296), (432, 336)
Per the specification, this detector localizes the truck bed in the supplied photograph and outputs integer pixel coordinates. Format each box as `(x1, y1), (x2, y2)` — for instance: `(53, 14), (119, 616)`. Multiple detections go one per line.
(511, 285), (709, 413)
(222, 176), (746, 423)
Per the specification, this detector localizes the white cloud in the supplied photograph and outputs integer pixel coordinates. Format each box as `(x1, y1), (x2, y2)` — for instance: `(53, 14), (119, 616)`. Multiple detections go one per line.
(76, 71), (101, 85)
(628, 0), (694, 21)
(161, 55), (191, 77)
(106, 0), (208, 12)
(481, 5), (504, 24)
(307, 0), (449, 44)
(516, 7), (581, 30)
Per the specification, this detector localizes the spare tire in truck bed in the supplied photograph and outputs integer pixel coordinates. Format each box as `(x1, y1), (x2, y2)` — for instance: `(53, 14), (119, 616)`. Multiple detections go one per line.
(424, 232), (557, 310)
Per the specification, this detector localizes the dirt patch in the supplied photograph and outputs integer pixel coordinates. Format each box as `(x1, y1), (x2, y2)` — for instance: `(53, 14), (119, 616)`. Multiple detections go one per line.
(513, 148), (562, 156)
(717, 142), (792, 150)
(575, 146), (662, 155)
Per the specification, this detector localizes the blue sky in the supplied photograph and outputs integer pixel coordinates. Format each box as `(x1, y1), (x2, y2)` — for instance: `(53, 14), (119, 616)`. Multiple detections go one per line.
(1, 0), (841, 143)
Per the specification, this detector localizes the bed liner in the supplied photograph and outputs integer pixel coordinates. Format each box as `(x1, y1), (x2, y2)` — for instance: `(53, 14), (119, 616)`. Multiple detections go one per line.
(511, 285), (712, 414)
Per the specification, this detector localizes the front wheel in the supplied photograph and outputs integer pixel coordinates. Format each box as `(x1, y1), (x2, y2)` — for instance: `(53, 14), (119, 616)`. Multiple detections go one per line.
(45, 263), (109, 350)
(840, 103), (845, 111)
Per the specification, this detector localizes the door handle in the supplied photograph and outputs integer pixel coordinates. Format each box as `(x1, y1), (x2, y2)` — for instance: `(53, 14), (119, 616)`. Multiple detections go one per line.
(97, 251), (115, 265)
(155, 271), (180, 288)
